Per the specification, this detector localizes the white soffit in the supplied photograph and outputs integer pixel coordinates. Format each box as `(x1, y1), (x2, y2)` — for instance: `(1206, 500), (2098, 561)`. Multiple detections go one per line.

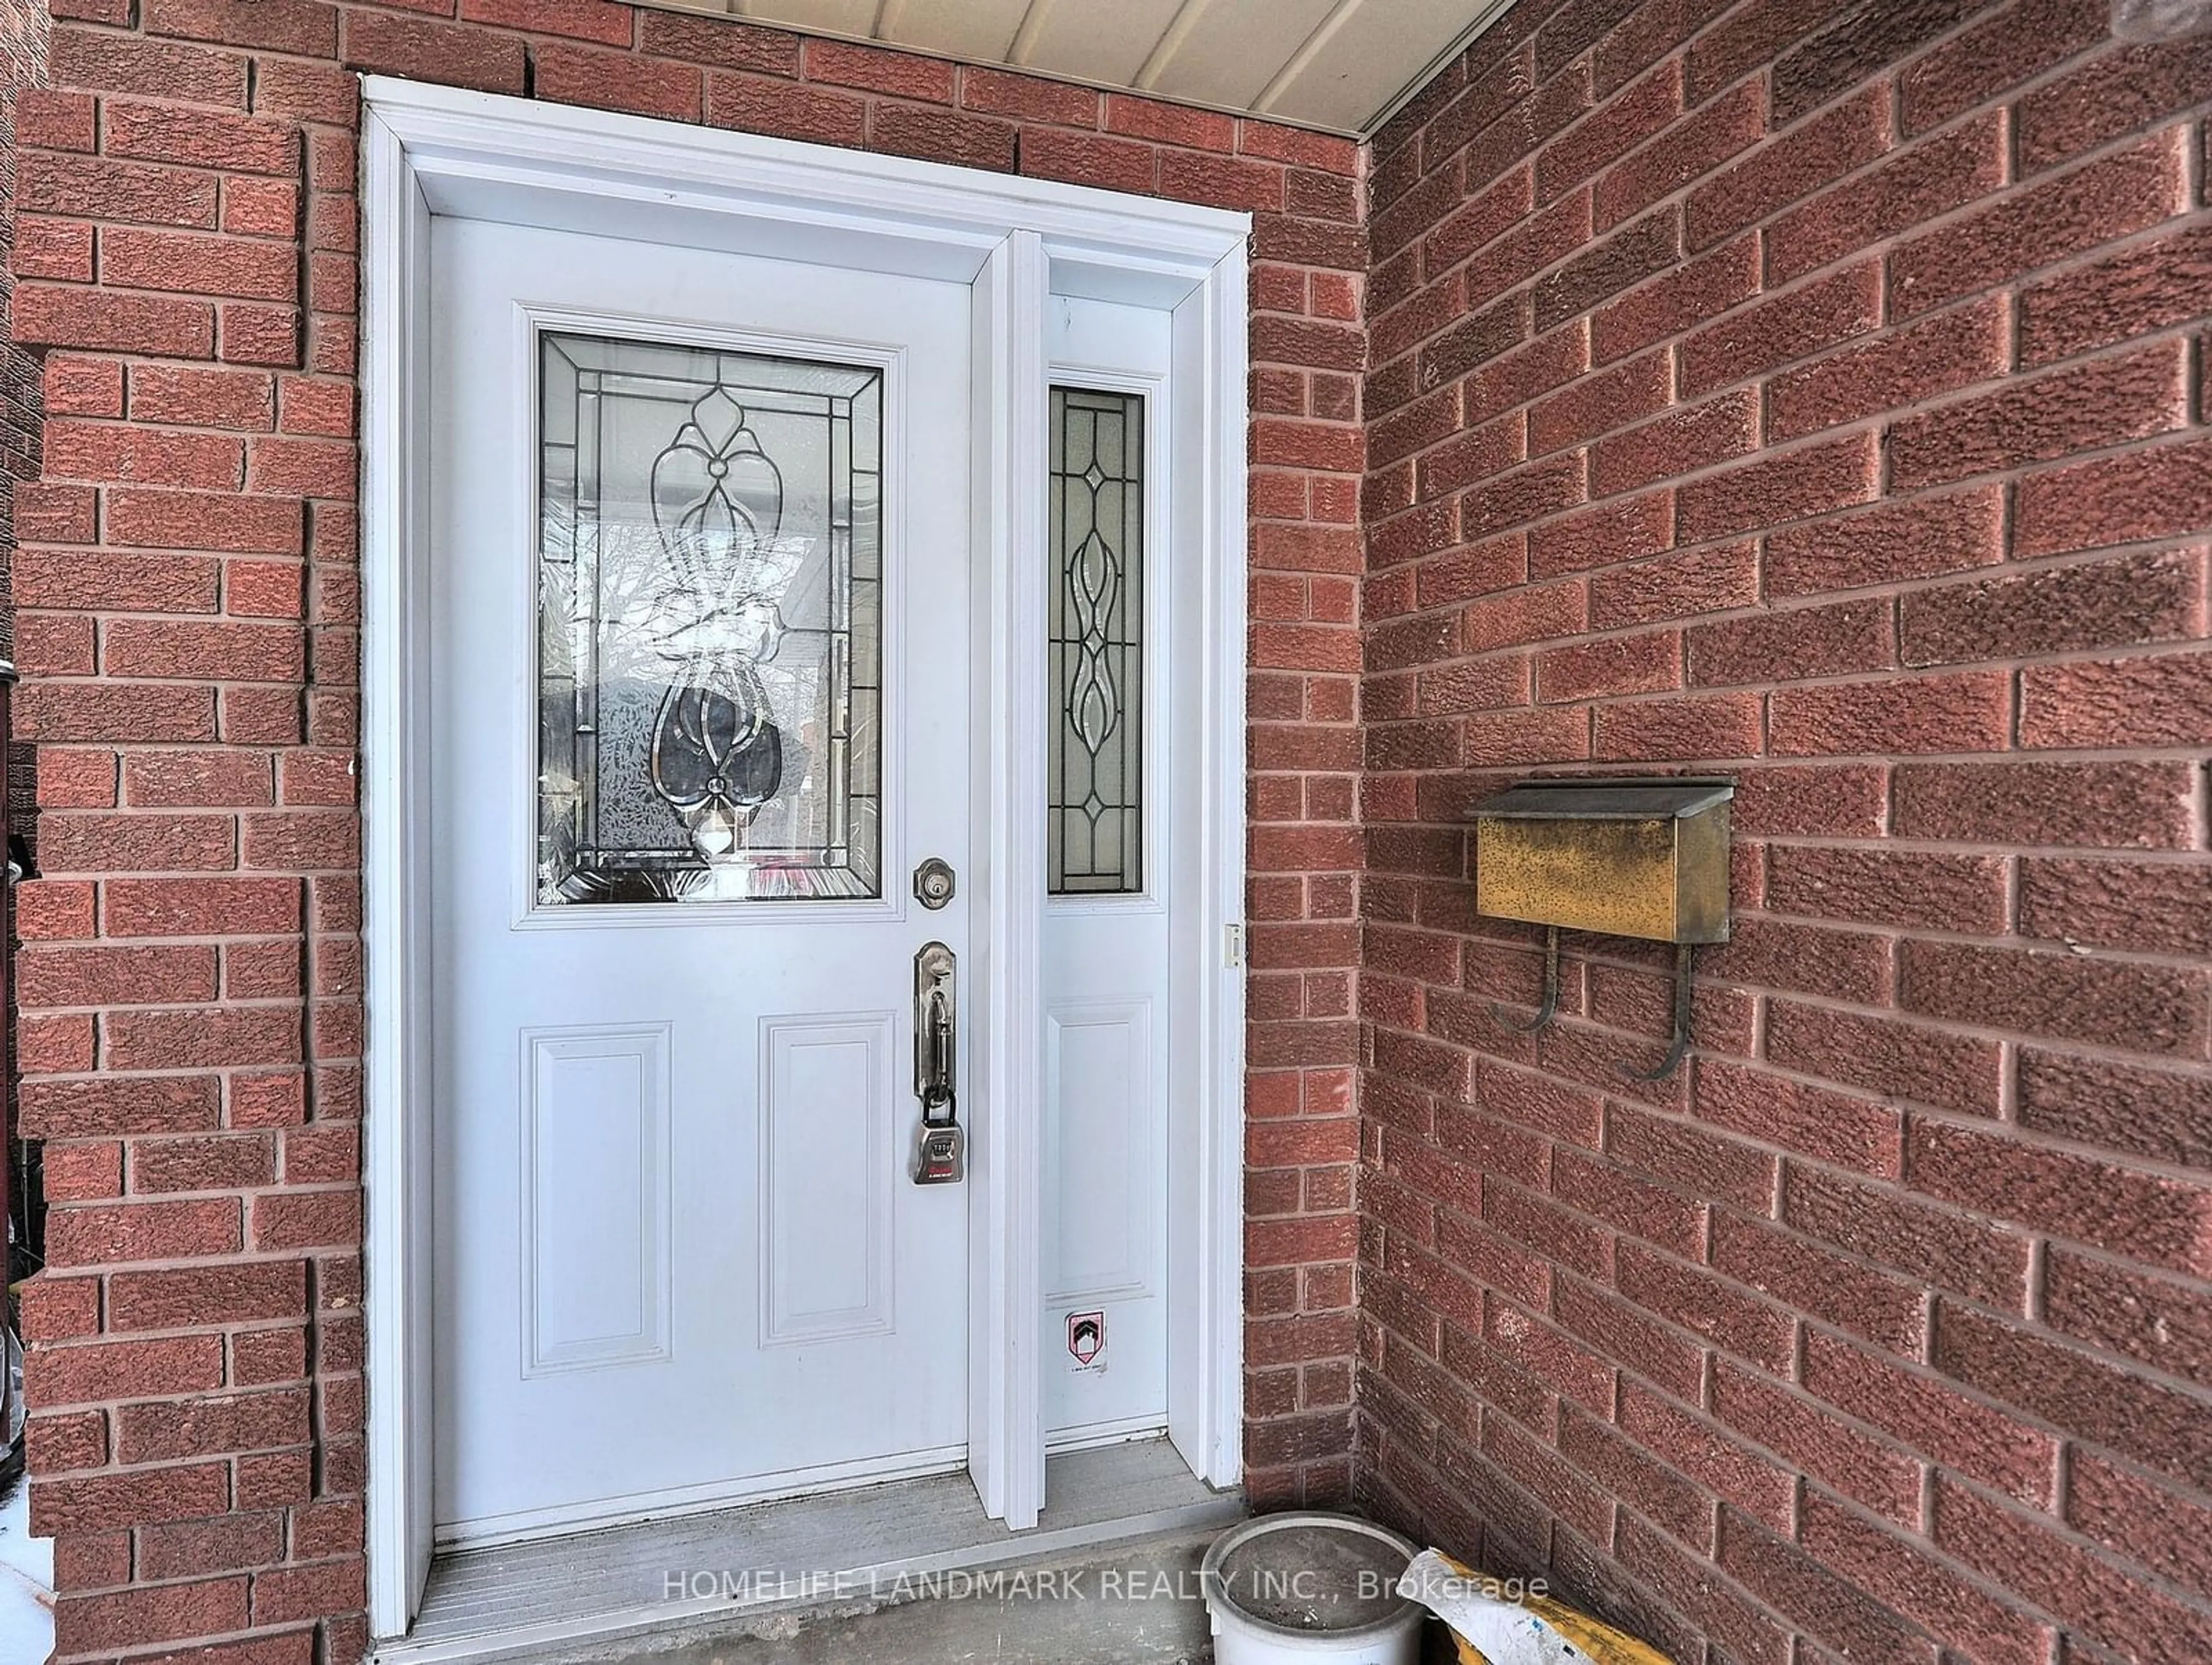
(645, 0), (1516, 138)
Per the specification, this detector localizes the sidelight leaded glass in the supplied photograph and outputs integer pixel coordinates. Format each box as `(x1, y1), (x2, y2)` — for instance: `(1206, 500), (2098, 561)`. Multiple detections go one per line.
(1047, 387), (1144, 896)
(537, 331), (882, 904)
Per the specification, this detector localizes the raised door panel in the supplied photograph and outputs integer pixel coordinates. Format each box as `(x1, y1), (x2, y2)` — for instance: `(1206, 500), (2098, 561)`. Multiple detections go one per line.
(521, 1025), (673, 1374)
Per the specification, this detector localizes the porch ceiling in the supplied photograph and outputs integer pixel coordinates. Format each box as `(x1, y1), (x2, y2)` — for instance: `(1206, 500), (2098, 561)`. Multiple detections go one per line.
(642, 0), (1514, 137)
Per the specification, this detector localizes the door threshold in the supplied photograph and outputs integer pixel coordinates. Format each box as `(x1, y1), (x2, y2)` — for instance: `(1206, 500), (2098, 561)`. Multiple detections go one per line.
(375, 1437), (1241, 1664)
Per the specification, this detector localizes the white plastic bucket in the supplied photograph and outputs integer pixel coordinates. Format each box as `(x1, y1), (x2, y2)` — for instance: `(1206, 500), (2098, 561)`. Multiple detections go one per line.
(1199, 1512), (1425, 1665)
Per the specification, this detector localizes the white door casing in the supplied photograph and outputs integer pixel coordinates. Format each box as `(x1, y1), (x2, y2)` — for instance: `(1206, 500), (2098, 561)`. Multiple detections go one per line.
(361, 78), (1249, 1639)
(427, 217), (975, 1544)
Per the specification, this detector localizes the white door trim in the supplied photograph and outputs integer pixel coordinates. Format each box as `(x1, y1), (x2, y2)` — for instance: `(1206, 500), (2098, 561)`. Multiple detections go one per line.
(360, 78), (1249, 1641)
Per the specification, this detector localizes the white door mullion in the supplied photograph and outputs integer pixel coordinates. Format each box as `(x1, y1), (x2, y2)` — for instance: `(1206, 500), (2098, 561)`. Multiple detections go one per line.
(966, 228), (1050, 1531)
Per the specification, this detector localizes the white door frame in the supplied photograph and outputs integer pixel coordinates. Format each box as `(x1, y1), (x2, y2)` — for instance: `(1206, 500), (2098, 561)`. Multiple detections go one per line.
(359, 78), (1249, 1640)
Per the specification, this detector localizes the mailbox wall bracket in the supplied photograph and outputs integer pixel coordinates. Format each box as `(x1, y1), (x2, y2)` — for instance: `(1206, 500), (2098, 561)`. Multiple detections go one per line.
(1624, 943), (1696, 1081)
(1492, 924), (1562, 1034)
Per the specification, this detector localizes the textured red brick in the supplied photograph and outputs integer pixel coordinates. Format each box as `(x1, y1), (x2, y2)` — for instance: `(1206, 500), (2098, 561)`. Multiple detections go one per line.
(534, 43), (702, 122)
(1934, 1473), (2212, 1662)
(1589, 690), (1761, 762)
(2020, 218), (2212, 365)
(42, 354), (124, 418)
(107, 487), (302, 554)
(44, 1198), (243, 1272)
(1677, 432), (1879, 542)
(14, 283), (215, 357)
(1895, 758), (2197, 849)
(134, 1511), (287, 1581)
(1688, 83), (1891, 250)
(1889, 340), (2189, 490)
(1714, 1360), (1925, 1528)
(1534, 628), (1683, 702)
(1591, 77), (1760, 231)
(1591, 232), (1760, 362)
(1766, 1001), (2002, 1118)
(55, 1573), (251, 1653)
(46, 421), (244, 491)
(1893, 127), (2190, 318)
(1804, 1329), (2058, 1509)
(15, 215), (93, 280)
(18, 150), (220, 228)
(1766, 113), (2006, 285)
(1897, 0), (2108, 134)
(2020, 649), (2212, 753)
(104, 99), (298, 175)
(1592, 391), (1757, 496)
(1900, 546), (2206, 668)
(1722, 1507), (1942, 1663)
(2043, 1247), (2212, 1387)
(1770, 669), (2010, 757)
(1019, 127), (1157, 195)
(1686, 596), (1893, 688)
(1766, 296), (2010, 443)
(637, 8), (798, 77)
(1909, 1117), (2212, 1273)
(1800, 1492), (2053, 1665)
(47, 20), (243, 99)
(1538, 61), (1683, 206)
(17, 945), (219, 1010)
(2015, 435), (2212, 557)
(1589, 542), (1759, 627)
(338, 9), (526, 92)
(1616, 1241), (1795, 1374)
(145, 0), (333, 56)
(34, 1461), (232, 1539)
(2018, 1049), (2212, 1170)
(1766, 844), (2006, 936)
(16, 87), (97, 151)
(108, 1261), (308, 1331)
(2065, 1451), (2212, 1603)
(2014, 36), (2212, 173)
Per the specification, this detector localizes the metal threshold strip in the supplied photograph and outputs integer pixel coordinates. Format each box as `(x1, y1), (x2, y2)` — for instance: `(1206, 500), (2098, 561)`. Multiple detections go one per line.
(377, 1438), (1241, 1664)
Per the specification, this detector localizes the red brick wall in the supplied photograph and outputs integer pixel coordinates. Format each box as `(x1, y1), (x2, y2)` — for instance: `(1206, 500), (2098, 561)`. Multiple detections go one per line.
(0, 0), (46, 665)
(2, 0), (52, 1327)
(2, 0), (49, 854)
(3, 6), (1364, 1659)
(1357, 2), (2212, 1661)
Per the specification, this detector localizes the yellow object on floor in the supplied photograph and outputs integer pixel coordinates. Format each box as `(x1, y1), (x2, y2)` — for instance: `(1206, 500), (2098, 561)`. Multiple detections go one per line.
(1397, 1550), (1676, 1665)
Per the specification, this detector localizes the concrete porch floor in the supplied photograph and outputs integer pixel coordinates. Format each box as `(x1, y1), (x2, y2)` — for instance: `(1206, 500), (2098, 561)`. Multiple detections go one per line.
(526, 1528), (1220, 1665)
(559, 1528), (1463, 1665)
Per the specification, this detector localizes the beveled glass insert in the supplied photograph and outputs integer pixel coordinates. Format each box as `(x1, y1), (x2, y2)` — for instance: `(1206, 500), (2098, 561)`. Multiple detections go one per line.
(1048, 387), (1143, 896)
(537, 332), (882, 904)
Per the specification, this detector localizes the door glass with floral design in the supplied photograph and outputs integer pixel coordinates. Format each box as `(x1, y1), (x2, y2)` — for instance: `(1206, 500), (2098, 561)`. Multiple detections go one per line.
(537, 331), (882, 903)
(1047, 386), (1143, 896)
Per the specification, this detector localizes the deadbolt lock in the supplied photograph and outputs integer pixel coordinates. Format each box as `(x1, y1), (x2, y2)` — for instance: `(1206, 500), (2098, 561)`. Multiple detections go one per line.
(914, 857), (956, 911)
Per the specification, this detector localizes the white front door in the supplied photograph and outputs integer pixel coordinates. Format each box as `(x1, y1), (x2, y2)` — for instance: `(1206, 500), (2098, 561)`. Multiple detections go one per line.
(427, 214), (973, 1543)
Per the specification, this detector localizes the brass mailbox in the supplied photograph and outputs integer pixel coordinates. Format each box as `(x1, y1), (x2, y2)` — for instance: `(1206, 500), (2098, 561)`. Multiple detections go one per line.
(1472, 778), (1732, 945)
(1469, 777), (1734, 1079)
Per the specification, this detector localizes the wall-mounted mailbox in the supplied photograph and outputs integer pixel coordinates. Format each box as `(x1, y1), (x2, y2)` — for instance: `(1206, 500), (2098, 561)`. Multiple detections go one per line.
(1472, 778), (1732, 944)
(1468, 777), (1734, 1079)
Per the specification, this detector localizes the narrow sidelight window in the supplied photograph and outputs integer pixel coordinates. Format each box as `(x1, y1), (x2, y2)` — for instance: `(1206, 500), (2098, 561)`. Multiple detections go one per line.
(1047, 386), (1145, 896)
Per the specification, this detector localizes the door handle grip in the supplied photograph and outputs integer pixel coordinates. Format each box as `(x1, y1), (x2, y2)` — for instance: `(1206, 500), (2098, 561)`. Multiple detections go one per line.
(914, 941), (957, 1121)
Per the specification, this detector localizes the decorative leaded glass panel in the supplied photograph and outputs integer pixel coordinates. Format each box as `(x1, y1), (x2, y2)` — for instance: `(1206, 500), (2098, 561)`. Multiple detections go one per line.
(1048, 387), (1143, 896)
(537, 331), (882, 904)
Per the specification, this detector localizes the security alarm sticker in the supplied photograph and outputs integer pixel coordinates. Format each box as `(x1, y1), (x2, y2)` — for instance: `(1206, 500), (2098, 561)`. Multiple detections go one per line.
(1066, 1311), (1105, 1372)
